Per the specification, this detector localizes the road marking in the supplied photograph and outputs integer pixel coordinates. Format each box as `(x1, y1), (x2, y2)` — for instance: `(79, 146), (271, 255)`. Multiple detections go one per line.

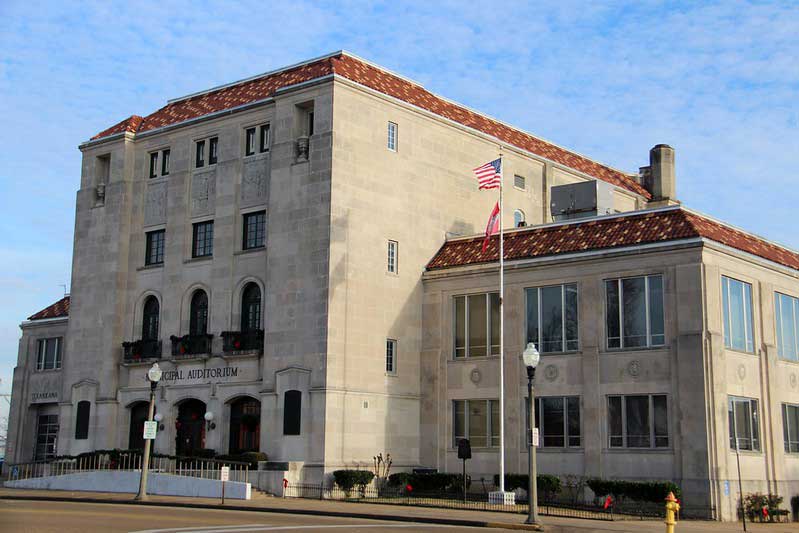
(130, 526), (271, 533)
(133, 525), (455, 533)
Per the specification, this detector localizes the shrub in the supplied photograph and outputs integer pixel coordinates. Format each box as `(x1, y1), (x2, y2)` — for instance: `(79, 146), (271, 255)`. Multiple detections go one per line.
(387, 472), (464, 492)
(194, 448), (217, 459)
(492, 474), (562, 499)
(744, 492), (783, 520)
(586, 478), (681, 503)
(333, 469), (375, 494)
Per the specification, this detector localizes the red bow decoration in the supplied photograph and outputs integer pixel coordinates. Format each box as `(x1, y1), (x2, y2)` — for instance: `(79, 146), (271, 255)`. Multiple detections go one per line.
(405, 484), (413, 493)
(603, 496), (613, 509)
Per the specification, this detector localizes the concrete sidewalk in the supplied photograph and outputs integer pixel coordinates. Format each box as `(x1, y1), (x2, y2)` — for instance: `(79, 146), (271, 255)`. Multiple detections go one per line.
(0, 488), (794, 532)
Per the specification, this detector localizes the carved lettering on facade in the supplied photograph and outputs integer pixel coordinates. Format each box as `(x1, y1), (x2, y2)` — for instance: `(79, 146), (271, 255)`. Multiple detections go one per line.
(191, 171), (216, 215)
(241, 159), (268, 207)
(144, 181), (167, 225)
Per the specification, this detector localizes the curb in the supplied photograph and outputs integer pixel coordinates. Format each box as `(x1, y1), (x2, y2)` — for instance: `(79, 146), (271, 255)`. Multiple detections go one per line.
(0, 494), (544, 531)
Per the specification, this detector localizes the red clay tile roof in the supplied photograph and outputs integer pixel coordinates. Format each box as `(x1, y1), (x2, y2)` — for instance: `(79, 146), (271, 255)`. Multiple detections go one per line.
(28, 296), (70, 321)
(89, 52), (648, 198)
(426, 207), (799, 272)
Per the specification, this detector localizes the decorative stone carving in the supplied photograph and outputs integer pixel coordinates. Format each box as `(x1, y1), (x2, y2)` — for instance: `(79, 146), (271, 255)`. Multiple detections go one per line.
(241, 158), (269, 208)
(791, 373), (797, 389)
(470, 368), (481, 384)
(627, 360), (641, 378)
(295, 135), (309, 162)
(144, 181), (167, 225)
(94, 182), (106, 206)
(191, 171), (216, 216)
(737, 365), (746, 380)
(544, 364), (558, 382)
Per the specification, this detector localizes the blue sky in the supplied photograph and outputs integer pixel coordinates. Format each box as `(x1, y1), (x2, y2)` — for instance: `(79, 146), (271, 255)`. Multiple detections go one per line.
(0, 1), (797, 427)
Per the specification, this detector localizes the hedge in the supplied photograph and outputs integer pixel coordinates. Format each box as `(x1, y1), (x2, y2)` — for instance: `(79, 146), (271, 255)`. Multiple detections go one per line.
(387, 472), (465, 492)
(332, 469), (375, 493)
(215, 452), (268, 469)
(493, 474), (561, 497)
(586, 478), (681, 503)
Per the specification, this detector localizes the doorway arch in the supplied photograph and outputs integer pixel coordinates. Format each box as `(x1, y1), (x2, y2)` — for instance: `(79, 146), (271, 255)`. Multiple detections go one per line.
(228, 396), (261, 454)
(175, 399), (206, 456)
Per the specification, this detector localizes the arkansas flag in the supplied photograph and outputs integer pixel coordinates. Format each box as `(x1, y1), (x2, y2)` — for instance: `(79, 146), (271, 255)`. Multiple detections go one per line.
(482, 202), (500, 253)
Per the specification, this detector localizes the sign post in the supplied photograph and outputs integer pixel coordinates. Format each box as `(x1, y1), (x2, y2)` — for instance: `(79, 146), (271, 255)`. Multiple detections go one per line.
(457, 438), (471, 503)
(220, 466), (230, 505)
(143, 421), (157, 441)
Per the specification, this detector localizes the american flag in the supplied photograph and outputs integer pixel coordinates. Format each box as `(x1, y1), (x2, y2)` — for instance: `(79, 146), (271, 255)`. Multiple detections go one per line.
(473, 158), (502, 189)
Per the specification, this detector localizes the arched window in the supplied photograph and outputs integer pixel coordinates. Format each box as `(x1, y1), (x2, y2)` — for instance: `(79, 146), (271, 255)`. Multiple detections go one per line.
(283, 390), (302, 436)
(514, 209), (526, 228)
(241, 283), (262, 332)
(190, 290), (209, 336)
(142, 296), (160, 341)
(75, 401), (90, 440)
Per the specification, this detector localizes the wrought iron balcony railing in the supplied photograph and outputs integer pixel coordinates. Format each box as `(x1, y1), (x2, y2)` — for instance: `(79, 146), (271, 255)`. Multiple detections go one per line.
(122, 340), (162, 362)
(221, 330), (264, 354)
(170, 334), (213, 357)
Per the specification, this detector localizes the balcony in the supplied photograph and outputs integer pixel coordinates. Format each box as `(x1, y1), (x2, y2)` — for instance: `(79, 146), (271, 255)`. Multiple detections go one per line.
(170, 334), (213, 358)
(221, 330), (264, 355)
(122, 340), (162, 363)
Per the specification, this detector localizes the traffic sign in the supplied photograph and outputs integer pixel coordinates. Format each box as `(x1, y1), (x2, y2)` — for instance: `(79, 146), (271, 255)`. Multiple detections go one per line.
(532, 427), (540, 447)
(220, 466), (230, 482)
(143, 421), (157, 440)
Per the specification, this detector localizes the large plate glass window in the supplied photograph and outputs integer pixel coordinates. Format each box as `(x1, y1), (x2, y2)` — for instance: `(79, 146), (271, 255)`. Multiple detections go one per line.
(722, 276), (754, 353)
(34, 413), (59, 461)
(452, 399), (499, 448)
(775, 292), (799, 361)
(606, 275), (664, 349)
(525, 396), (581, 447)
(454, 293), (500, 358)
(526, 283), (578, 353)
(607, 394), (668, 448)
(728, 396), (760, 451)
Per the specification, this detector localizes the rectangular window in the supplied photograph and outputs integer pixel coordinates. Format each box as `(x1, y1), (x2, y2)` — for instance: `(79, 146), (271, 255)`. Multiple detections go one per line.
(245, 127), (256, 156)
(729, 396), (760, 451)
(36, 338), (62, 371)
(195, 140), (205, 168)
(242, 211), (266, 250)
(526, 396), (581, 447)
(387, 240), (398, 273)
(386, 339), (397, 374)
(722, 276), (754, 352)
(34, 413), (59, 461)
(775, 292), (799, 361)
(259, 124), (271, 153)
(453, 293), (500, 358)
(75, 401), (90, 440)
(783, 404), (799, 453)
(161, 149), (170, 176)
(606, 274), (665, 349)
(209, 137), (218, 165)
(145, 229), (165, 265)
(514, 175), (526, 190)
(192, 221), (214, 258)
(453, 399), (499, 448)
(387, 122), (397, 151)
(526, 284), (578, 353)
(149, 152), (158, 179)
(607, 394), (669, 449)
(308, 111), (314, 136)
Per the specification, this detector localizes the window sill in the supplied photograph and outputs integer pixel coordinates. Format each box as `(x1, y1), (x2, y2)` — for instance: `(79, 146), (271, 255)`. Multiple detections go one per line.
(520, 350), (581, 358)
(777, 358), (799, 365)
(447, 447), (499, 453)
(524, 447), (584, 453)
(724, 347), (758, 357)
(137, 263), (164, 272)
(193, 164), (217, 172)
(148, 175), (168, 184)
(34, 368), (62, 373)
(601, 345), (669, 354)
(184, 256), (213, 265)
(728, 449), (762, 456)
(385, 372), (398, 378)
(170, 353), (211, 362)
(234, 247), (266, 257)
(222, 350), (262, 359)
(244, 152), (270, 161)
(603, 447), (673, 454)
(450, 355), (499, 363)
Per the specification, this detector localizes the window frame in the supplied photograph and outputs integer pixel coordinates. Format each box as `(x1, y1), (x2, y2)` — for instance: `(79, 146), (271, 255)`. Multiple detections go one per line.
(208, 137), (218, 165)
(259, 124), (271, 153)
(514, 174), (526, 190)
(149, 152), (159, 179)
(36, 337), (62, 371)
(245, 127), (256, 156)
(387, 240), (398, 274)
(161, 149), (170, 176)
(283, 390), (302, 436)
(525, 283), (579, 354)
(452, 399), (499, 448)
(387, 121), (397, 152)
(729, 396), (761, 451)
(605, 274), (665, 350)
(386, 338), (397, 375)
(195, 140), (205, 168)
(607, 394), (669, 449)
(453, 292), (500, 359)
(775, 291), (799, 361)
(514, 209), (526, 227)
(145, 229), (165, 266)
(783, 403), (799, 453)
(722, 276), (755, 353)
(242, 211), (266, 250)
(34, 413), (59, 461)
(192, 221), (214, 258)
(75, 401), (90, 440)
(525, 395), (582, 448)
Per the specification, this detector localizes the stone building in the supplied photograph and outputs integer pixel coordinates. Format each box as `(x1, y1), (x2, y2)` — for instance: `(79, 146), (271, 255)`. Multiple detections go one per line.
(6, 51), (798, 520)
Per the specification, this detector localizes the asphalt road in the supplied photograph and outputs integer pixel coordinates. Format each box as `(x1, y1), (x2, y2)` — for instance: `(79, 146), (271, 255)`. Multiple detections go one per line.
(0, 500), (506, 533)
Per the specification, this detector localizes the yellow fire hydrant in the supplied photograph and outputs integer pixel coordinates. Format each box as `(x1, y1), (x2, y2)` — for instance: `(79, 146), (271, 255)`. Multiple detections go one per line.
(665, 491), (680, 533)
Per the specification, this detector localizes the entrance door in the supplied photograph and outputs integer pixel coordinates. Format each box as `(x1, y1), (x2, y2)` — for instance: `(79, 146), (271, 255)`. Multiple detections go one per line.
(176, 399), (206, 456)
(229, 397), (260, 454)
(128, 402), (149, 451)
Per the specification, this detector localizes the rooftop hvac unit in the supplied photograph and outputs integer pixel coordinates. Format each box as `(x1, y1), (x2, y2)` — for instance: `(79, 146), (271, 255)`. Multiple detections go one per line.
(550, 180), (616, 222)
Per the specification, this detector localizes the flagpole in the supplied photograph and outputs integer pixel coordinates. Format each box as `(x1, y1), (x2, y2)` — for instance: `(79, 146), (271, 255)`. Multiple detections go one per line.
(498, 150), (506, 495)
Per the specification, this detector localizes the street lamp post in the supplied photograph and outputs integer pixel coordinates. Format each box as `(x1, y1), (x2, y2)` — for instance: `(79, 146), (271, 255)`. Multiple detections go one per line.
(523, 342), (540, 525)
(135, 362), (162, 501)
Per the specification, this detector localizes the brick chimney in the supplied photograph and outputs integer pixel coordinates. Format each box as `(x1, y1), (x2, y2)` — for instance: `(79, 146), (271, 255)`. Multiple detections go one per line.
(640, 144), (676, 203)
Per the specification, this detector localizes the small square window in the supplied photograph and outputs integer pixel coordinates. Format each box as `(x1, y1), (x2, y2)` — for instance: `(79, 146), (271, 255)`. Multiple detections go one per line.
(387, 122), (397, 152)
(243, 211), (266, 250)
(192, 221), (214, 258)
(195, 140), (205, 168)
(36, 337), (62, 370)
(145, 229), (165, 266)
(386, 339), (397, 374)
(209, 137), (218, 165)
(514, 175), (525, 190)
(161, 149), (170, 176)
(245, 128), (256, 156)
(387, 240), (398, 273)
(259, 124), (271, 153)
(149, 152), (158, 179)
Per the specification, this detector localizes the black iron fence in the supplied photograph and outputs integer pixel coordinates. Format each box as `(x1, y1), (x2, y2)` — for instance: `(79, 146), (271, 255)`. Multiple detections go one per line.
(221, 330), (264, 354)
(122, 340), (162, 362)
(170, 334), (213, 357)
(282, 482), (716, 521)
